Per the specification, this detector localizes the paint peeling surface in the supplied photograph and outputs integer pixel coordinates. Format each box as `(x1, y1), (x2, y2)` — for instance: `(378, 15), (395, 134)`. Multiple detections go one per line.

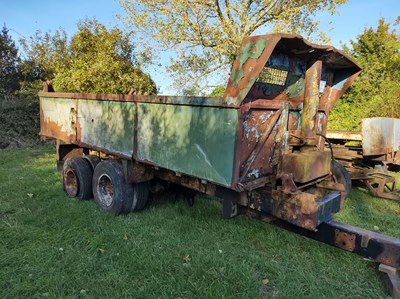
(239, 109), (279, 181)
(78, 100), (135, 157)
(137, 103), (238, 187)
(288, 111), (301, 130)
(40, 97), (76, 142)
(229, 38), (268, 88)
(317, 112), (326, 134)
(362, 118), (400, 156)
(225, 33), (361, 107)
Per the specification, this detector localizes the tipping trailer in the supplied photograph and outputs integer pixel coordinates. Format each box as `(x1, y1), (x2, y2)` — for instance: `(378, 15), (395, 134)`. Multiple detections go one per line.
(327, 117), (400, 200)
(39, 34), (400, 296)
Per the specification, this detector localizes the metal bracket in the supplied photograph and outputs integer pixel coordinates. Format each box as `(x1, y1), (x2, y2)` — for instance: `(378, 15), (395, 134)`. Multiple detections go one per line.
(216, 187), (241, 219)
(56, 142), (87, 171)
(223, 197), (238, 219)
(121, 159), (154, 184)
(379, 264), (400, 298)
(334, 229), (355, 251)
(364, 173), (400, 201)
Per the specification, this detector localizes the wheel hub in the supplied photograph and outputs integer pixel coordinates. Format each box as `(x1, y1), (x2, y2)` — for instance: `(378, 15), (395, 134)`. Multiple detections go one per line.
(98, 174), (114, 207)
(64, 170), (78, 197)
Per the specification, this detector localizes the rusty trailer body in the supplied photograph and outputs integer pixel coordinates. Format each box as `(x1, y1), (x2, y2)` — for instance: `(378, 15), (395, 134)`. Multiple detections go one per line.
(327, 117), (400, 200)
(40, 33), (361, 230)
(328, 117), (400, 164)
(39, 33), (400, 297)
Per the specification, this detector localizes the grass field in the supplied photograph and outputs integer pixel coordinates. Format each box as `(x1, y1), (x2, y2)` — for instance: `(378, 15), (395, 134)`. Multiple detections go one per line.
(1, 145), (399, 298)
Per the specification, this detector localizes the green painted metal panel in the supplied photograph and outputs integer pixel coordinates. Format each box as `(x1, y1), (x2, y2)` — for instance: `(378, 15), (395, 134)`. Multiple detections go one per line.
(40, 97), (76, 141)
(78, 100), (135, 157)
(230, 38), (268, 88)
(137, 103), (238, 187)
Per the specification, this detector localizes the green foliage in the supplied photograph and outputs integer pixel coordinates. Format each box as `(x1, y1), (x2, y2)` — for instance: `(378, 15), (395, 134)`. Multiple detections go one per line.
(209, 86), (225, 97)
(181, 86), (199, 96)
(0, 146), (398, 298)
(118, 0), (348, 92)
(0, 92), (39, 148)
(0, 25), (39, 148)
(329, 18), (400, 131)
(0, 25), (21, 94)
(21, 19), (157, 94)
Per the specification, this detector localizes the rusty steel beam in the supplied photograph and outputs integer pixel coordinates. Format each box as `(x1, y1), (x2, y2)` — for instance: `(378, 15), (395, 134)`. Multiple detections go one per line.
(302, 60), (322, 143)
(301, 220), (400, 269)
(246, 209), (400, 269)
(326, 130), (362, 142)
(267, 215), (400, 297)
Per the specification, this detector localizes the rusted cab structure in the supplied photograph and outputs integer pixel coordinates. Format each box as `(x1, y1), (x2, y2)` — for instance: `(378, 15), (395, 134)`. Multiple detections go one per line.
(40, 34), (400, 296)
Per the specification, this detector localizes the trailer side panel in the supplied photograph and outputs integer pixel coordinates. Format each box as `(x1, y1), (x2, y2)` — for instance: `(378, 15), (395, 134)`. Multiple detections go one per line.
(136, 103), (238, 187)
(77, 100), (135, 157)
(40, 97), (77, 143)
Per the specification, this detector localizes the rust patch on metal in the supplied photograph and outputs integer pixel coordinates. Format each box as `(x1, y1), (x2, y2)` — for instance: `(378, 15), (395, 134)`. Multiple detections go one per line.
(239, 108), (283, 182)
(272, 190), (320, 230)
(326, 131), (362, 141)
(63, 169), (78, 197)
(302, 60), (322, 142)
(122, 160), (154, 184)
(281, 151), (331, 183)
(41, 119), (76, 143)
(155, 168), (217, 196)
(334, 229), (356, 251)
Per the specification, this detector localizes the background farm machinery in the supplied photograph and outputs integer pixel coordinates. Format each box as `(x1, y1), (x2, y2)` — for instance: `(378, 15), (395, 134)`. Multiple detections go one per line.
(327, 117), (400, 201)
(39, 34), (400, 297)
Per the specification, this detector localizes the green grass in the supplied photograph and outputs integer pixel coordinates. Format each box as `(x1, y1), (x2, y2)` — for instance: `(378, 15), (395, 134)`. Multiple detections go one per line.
(1, 146), (399, 299)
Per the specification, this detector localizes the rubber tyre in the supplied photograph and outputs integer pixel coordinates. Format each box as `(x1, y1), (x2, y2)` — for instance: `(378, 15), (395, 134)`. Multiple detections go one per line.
(332, 160), (352, 196)
(84, 155), (101, 171)
(62, 157), (93, 200)
(92, 160), (133, 215)
(131, 182), (150, 212)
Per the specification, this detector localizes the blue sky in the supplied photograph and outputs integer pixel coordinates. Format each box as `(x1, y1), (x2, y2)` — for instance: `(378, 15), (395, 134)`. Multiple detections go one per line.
(1, 0), (399, 94)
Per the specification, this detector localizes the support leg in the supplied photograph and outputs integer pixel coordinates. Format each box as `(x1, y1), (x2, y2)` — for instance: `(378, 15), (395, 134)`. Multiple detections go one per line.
(223, 197), (238, 219)
(379, 264), (400, 299)
(216, 187), (240, 219)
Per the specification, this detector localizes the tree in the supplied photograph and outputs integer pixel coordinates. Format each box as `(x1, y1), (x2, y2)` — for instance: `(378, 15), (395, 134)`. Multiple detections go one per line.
(329, 18), (400, 130)
(0, 26), (39, 148)
(118, 0), (347, 92)
(209, 86), (225, 97)
(0, 24), (21, 94)
(21, 19), (157, 94)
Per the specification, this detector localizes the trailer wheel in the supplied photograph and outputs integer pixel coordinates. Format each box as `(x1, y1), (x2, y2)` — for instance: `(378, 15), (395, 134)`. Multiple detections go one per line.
(332, 160), (352, 196)
(62, 157), (93, 200)
(92, 160), (133, 215)
(84, 155), (101, 171)
(131, 182), (150, 212)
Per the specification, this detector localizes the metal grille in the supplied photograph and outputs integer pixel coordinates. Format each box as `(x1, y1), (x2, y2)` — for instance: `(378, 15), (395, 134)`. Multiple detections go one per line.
(257, 67), (288, 86)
